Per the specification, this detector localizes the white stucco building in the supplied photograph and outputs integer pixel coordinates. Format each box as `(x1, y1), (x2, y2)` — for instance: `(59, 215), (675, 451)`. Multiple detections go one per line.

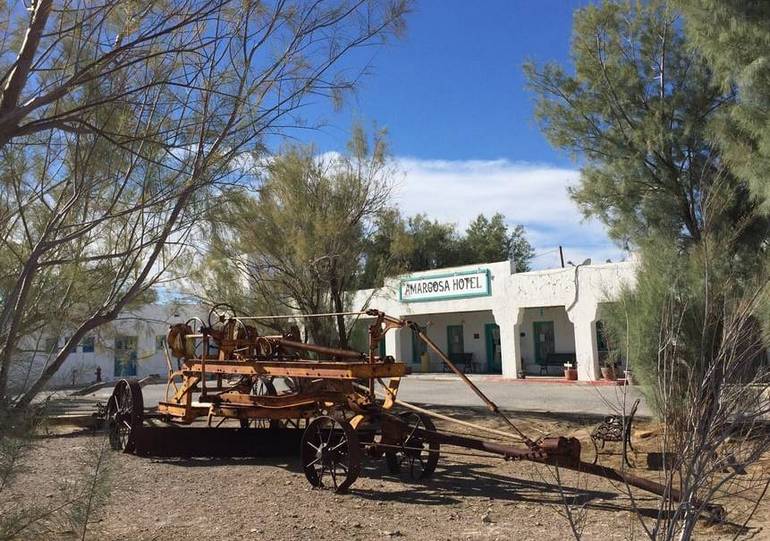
(13, 304), (205, 390)
(14, 259), (636, 390)
(352, 259), (637, 381)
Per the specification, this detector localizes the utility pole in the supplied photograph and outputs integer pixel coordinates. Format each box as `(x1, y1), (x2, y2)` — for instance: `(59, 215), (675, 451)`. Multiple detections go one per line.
(559, 246), (565, 268)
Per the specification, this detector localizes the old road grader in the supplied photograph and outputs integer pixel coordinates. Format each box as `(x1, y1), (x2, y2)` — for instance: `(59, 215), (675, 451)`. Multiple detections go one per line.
(105, 304), (723, 518)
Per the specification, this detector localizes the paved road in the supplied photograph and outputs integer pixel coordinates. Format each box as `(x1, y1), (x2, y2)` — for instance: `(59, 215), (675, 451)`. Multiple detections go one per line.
(80, 375), (650, 419)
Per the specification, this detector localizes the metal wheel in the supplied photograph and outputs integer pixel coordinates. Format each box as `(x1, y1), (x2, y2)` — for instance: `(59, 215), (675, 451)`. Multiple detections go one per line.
(207, 302), (237, 329)
(107, 379), (143, 453)
(301, 416), (361, 493)
(240, 377), (279, 429)
(385, 412), (440, 480)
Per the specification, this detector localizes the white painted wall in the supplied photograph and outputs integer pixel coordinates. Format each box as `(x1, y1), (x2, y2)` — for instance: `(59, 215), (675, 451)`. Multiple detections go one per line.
(353, 259), (637, 381)
(519, 306), (575, 375)
(11, 257), (638, 389)
(399, 311), (496, 372)
(12, 304), (204, 389)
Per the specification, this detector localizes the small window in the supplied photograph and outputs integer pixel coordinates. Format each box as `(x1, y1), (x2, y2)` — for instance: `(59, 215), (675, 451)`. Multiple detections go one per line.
(64, 336), (77, 353)
(81, 337), (95, 353)
(155, 335), (166, 351)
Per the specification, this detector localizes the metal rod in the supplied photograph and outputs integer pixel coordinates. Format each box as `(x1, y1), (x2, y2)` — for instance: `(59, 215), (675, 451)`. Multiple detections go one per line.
(362, 441), (493, 460)
(358, 383), (538, 441)
(234, 311), (368, 321)
(413, 327), (537, 447)
(392, 395), (528, 442)
(277, 338), (365, 360)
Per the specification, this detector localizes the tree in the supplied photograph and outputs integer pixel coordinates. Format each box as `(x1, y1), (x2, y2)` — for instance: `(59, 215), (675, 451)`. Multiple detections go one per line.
(464, 214), (510, 263)
(509, 224), (535, 272)
(527, 5), (770, 533)
(0, 0), (409, 407)
(358, 211), (536, 287)
(524, 0), (765, 252)
(358, 208), (413, 289)
(677, 1), (770, 201)
(403, 214), (465, 271)
(462, 213), (534, 271)
(193, 126), (393, 348)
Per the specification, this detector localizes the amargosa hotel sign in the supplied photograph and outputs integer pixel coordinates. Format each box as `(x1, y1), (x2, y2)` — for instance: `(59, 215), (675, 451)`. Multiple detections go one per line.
(399, 269), (491, 302)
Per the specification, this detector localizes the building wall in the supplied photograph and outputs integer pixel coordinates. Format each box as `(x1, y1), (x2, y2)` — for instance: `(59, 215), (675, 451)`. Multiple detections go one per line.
(353, 258), (638, 381)
(400, 310), (496, 372)
(13, 304), (204, 389)
(519, 306), (575, 374)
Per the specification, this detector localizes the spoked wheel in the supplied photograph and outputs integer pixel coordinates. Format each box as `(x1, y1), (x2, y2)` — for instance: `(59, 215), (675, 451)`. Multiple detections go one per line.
(301, 416), (361, 493)
(240, 377), (279, 429)
(207, 302), (237, 329)
(107, 379), (144, 453)
(386, 412), (440, 480)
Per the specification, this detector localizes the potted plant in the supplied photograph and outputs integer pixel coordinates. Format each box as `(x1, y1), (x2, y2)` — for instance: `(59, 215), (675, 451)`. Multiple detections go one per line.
(564, 362), (577, 381)
(600, 350), (620, 381)
(600, 359), (617, 381)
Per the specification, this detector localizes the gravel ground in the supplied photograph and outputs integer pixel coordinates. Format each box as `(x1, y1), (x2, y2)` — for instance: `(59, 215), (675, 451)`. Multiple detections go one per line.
(4, 411), (768, 540)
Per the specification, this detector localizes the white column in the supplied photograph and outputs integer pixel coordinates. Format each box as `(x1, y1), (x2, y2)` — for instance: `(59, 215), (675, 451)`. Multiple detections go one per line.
(385, 324), (403, 361)
(494, 306), (524, 379)
(567, 306), (599, 381)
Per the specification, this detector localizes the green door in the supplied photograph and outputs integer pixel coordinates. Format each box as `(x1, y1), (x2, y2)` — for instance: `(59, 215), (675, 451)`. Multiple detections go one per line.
(114, 335), (138, 377)
(533, 321), (555, 366)
(411, 325), (427, 364)
(447, 325), (464, 357)
(485, 323), (501, 374)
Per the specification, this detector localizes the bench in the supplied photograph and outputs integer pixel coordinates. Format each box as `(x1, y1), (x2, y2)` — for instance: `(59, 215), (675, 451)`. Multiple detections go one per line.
(444, 352), (476, 373)
(537, 352), (576, 375)
(591, 398), (640, 467)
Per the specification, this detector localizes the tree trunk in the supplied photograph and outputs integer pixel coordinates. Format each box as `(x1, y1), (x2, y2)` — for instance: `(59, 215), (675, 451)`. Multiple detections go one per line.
(0, 251), (42, 400)
(330, 273), (348, 349)
(13, 315), (109, 409)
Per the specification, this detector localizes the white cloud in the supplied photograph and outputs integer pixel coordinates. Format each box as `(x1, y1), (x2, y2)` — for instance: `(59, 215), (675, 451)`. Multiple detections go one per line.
(392, 157), (626, 270)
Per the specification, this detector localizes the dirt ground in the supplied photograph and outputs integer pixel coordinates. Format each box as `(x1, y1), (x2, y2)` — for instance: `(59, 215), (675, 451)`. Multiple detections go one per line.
(5, 409), (770, 540)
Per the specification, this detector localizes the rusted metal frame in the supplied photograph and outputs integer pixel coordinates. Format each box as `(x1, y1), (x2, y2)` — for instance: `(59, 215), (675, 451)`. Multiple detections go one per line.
(381, 390), (529, 442)
(383, 413), (724, 520)
(368, 312), (385, 400)
(202, 390), (347, 408)
(173, 375), (199, 402)
(381, 378), (401, 410)
(157, 401), (209, 421)
(277, 338), (365, 360)
(182, 360), (408, 379)
(210, 405), (316, 420)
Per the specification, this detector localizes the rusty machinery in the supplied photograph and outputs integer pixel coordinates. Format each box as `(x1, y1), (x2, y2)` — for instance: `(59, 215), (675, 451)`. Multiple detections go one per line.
(105, 304), (724, 518)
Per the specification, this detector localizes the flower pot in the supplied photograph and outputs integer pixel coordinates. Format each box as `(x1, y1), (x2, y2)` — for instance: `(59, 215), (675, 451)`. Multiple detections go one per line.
(601, 366), (617, 381)
(564, 367), (578, 381)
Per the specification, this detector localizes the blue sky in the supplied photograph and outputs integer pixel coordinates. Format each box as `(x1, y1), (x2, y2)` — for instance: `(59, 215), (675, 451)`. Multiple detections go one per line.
(285, 0), (625, 268)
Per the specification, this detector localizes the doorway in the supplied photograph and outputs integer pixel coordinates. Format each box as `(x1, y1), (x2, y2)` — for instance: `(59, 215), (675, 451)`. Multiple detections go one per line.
(533, 321), (555, 366)
(447, 325), (464, 357)
(411, 324), (427, 364)
(484, 323), (502, 374)
(114, 335), (138, 377)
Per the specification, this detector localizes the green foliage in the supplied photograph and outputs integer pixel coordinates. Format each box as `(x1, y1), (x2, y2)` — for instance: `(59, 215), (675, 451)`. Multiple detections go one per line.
(461, 214), (534, 272)
(526, 0), (770, 417)
(196, 127), (393, 347)
(524, 0), (751, 247)
(678, 0), (770, 201)
(359, 211), (535, 287)
(603, 231), (769, 415)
